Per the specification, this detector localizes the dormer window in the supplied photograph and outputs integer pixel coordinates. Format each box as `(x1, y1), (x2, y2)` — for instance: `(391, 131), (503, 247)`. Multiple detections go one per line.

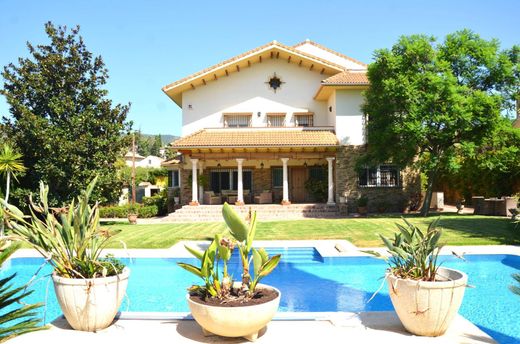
(223, 113), (252, 127)
(294, 112), (314, 127)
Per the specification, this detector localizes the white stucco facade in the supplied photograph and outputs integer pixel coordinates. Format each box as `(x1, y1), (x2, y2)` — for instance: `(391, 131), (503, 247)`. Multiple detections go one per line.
(163, 40), (369, 147)
(335, 89), (366, 145)
(181, 58), (336, 136)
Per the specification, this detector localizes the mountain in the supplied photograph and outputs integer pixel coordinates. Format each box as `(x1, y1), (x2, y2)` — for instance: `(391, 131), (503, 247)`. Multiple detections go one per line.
(141, 134), (179, 145)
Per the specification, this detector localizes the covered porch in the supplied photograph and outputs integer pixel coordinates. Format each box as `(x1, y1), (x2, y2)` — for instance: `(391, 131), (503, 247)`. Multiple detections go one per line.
(170, 127), (338, 206)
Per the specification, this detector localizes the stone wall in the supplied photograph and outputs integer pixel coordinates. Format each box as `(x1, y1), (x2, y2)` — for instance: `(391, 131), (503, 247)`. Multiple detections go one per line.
(335, 145), (421, 213)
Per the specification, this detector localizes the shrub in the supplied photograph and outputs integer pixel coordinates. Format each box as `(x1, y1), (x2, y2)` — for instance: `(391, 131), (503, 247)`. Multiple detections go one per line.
(99, 204), (159, 218)
(142, 189), (168, 215)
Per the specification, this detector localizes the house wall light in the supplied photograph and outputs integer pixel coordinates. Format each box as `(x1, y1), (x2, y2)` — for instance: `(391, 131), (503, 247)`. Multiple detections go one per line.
(257, 111), (261, 117)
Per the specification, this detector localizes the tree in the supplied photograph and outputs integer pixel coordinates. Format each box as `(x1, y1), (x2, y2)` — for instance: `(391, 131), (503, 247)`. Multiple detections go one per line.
(1, 22), (131, 206)
(0, 144), (26, 203)
(362, 29), (519, 216)
(150, 134), (162, 156)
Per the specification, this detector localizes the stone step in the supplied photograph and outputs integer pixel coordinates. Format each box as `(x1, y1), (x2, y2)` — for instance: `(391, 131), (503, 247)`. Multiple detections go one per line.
(164, 203), (341, 222)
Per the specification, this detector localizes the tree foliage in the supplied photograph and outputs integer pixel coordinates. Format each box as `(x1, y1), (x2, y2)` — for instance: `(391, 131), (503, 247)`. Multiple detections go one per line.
(362, 29), (519, 216)
(0, 22), (131, 206)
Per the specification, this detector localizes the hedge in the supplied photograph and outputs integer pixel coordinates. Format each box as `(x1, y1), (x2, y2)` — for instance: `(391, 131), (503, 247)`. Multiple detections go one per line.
(99, 204), (159, 218)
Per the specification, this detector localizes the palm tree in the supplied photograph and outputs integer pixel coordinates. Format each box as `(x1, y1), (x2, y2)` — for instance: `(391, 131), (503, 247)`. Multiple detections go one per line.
(0, 144), (26, 203)
(0, 144), (26, 237)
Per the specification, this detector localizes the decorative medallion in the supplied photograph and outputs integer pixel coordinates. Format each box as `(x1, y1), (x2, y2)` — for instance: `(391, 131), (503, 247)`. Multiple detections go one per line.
(265, 73), (284, 93)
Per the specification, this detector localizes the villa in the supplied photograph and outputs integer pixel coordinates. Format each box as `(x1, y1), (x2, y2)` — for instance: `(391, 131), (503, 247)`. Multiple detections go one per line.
(162, 40), (420, 211)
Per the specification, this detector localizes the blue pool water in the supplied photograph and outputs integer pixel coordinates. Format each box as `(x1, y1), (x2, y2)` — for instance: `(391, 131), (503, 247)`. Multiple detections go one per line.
(2, 249), (519, 343)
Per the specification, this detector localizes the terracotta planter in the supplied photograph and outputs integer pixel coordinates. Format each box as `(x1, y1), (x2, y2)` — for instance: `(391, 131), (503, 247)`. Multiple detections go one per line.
(386, 267), (467, 337)
(52, 268), (130, 332)
(127, 213), (138, 224)
(357, 206), (368, 215)
(187, 285), (280, 341)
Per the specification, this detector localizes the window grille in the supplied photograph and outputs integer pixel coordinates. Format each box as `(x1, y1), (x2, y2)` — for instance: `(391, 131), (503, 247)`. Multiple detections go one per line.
(223, 113), (252, 127)
(294, 113), (314, 127)
(267, 113), (286, 127)
(359, 165), (400, 187)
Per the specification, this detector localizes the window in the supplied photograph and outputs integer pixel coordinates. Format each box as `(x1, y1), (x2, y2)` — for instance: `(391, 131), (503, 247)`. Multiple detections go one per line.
(272, 168), (283, 188)
(309, 166), (327, 181)
(267, 113), (286, 127)
(359, 165), (400, 187)
(211, 169), (252, 192)
(168, 170), (180, 188)
(223, 113), (252, 128)
(294, 113), (314, 127)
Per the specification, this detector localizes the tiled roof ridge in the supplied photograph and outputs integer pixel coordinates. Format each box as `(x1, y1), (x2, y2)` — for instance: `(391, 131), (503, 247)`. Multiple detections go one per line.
(162, 40), (349, 92)
(293, 39), (368, 67)
(321, 71), (369, 85)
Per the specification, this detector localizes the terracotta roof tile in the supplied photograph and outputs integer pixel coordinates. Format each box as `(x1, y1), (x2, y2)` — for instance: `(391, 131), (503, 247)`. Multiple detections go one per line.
(171, 129), (338, 148)
(322, 71), (369, 85)
(162, 41), (349, 92)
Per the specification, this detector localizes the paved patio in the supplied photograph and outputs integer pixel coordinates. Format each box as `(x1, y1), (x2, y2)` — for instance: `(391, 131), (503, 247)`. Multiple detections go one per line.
(10, 312), (495, 344)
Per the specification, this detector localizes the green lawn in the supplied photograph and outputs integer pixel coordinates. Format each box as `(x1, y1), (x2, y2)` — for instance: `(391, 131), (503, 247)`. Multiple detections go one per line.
(103, 213), (519, 248)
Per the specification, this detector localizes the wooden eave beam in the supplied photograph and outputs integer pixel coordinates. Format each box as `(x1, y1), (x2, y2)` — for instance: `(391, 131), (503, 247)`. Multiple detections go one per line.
(259, 56), (262, 63)
(202, 79), (206, 85)
(276, 51), (279, 59)
(298, 60), (302, 67)
(236, 65), (240, 72)
(310, 64), (314, 71)
(225, 69), (229, 76)
(190, 83), (195, 90)
(320, 68), (325, 74)
(287, 56), (291, 63)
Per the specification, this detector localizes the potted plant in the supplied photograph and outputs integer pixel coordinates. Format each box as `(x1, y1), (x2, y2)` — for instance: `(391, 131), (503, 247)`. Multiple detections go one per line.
(127, 204), (138, 224)
(2, 177), (129, 332)
(356, 195), (369, 215)
(456, 198), (465, 214)
(178, 202), (281, 341)
(172, 187), (181, 204)
(367, 218), (467, 337)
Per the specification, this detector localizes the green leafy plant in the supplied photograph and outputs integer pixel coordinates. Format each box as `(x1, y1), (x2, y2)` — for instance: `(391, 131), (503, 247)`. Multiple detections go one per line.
(357, 195), (368, 208)
(178, 203), (281, 300)
(304, 178), (327, 202)
(367, 217), (443, 281)
(0, 239), (46, 341)
(2, 177), (125, 279)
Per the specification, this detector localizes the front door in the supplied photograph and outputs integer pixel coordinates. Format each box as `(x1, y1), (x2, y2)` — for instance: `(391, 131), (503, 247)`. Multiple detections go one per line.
(291, 168), (307, 203)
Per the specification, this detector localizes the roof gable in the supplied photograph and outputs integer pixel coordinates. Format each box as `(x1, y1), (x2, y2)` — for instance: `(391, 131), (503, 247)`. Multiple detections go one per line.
(162, 40), (364, 107)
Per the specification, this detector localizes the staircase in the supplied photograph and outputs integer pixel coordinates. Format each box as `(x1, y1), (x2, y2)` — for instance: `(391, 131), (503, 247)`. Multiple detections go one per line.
(161, 204), (341, 223)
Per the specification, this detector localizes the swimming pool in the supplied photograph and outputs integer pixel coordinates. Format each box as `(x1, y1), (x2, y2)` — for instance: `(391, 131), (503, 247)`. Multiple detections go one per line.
(2, 248), (519, 344)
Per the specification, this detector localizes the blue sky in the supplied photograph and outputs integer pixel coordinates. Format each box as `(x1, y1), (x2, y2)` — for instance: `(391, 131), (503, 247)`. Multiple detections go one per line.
(1, 0), (518, 136)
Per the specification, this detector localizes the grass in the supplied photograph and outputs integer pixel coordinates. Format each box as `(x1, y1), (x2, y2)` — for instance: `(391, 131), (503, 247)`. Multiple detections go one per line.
(103, 213), (520, 248)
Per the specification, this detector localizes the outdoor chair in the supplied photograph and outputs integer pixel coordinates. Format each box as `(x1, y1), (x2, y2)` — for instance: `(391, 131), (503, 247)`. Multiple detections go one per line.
(203, 191), (222, 205)
(254, 191), (273, 204)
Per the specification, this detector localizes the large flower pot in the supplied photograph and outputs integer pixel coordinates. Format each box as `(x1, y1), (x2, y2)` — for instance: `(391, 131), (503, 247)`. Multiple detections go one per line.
(386, 267), (467, 337)
(187, 285), (280, 342)
(52, 268), (130, 332)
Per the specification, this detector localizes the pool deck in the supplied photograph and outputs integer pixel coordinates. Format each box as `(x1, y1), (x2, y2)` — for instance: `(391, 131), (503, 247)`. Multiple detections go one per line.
(10, 311), (495, 344)
(8, 242), (516, 344)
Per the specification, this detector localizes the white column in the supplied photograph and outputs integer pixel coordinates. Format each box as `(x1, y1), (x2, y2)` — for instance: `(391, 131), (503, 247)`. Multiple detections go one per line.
(190, 158), (199, 205)
(281, 158), (290, 205)
(326, 157), (335, 205)
(236, 158), (244, 205)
